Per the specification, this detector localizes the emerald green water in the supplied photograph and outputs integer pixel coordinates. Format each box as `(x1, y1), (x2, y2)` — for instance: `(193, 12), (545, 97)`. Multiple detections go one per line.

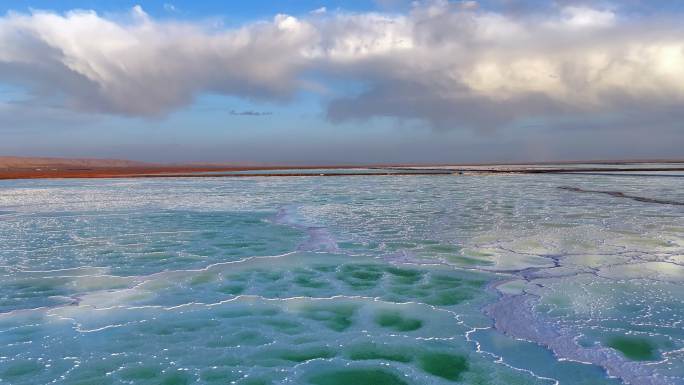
(607, 337), (657, 361)
(0, 173), (682, 384)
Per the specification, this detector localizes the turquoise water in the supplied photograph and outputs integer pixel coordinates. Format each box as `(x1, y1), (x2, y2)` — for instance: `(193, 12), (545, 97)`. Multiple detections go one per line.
(0, 174), (682, 385)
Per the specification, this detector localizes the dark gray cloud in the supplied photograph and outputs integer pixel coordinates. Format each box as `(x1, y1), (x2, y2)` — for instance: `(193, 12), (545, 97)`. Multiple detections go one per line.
(229, 110), (273, 116)
(326, 79), (569, 131)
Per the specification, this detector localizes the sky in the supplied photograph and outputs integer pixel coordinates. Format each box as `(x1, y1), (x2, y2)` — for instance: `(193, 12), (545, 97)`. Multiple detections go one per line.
(0, 0), (683, 164)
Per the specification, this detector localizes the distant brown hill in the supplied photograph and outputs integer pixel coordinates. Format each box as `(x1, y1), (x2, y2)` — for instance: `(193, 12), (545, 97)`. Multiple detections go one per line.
(0, 156), (152, 169)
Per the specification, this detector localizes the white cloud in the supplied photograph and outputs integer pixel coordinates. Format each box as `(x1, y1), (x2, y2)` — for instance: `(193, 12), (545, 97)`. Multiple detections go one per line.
(0, 2), (682, 129)
(131, 4), (149, 21)
(560, 6), (616, 28)
(0, 7), (317, 116)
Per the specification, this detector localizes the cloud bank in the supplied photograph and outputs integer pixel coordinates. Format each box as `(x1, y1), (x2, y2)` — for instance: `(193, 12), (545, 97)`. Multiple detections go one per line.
(1, 1), (683, 129)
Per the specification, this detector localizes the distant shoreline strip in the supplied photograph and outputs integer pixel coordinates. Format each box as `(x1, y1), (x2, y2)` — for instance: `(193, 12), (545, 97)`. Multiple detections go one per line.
(0, 167), (683, 180)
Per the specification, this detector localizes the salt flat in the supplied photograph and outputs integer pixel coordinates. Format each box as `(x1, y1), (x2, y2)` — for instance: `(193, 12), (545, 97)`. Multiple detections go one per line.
(0, 169), (682, 385)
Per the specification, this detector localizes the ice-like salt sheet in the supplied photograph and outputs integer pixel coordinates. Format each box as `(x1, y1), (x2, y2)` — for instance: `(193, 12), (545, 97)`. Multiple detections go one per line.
(479, 223), (684, 384)
(0, 171), (682, 384)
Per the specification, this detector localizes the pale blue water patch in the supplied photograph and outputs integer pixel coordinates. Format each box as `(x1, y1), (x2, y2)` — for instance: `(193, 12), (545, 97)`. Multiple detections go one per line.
(0, 170), (682, 385)
(472, 328), (624, 385)
(0, 209), (305, 313)
(0, 210), (303, 275)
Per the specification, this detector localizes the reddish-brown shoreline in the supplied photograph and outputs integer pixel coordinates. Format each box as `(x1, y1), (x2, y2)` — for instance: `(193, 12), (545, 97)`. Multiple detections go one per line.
(0, 165), (376, 180)
(1, 156), (682, 180)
